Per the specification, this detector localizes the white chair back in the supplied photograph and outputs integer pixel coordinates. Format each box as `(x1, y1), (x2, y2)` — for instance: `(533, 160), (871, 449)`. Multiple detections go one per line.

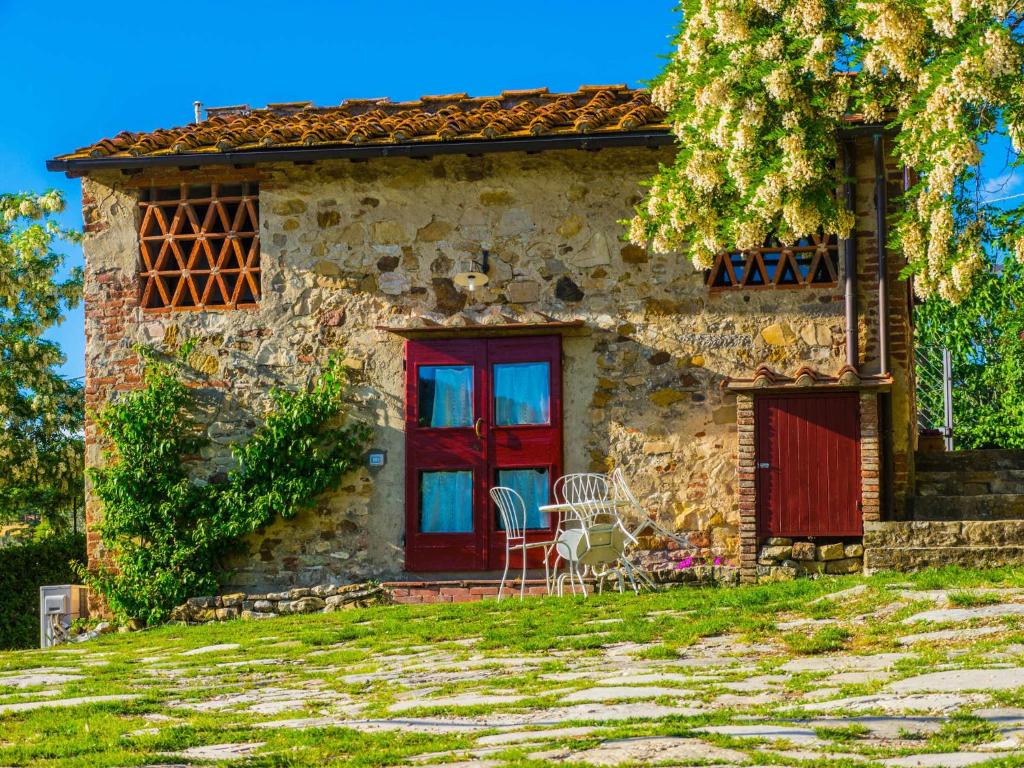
(490, 486), (527, 542)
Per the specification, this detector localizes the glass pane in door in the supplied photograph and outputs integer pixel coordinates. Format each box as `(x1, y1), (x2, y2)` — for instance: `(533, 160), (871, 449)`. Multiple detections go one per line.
(496, 468), (550, 529)
(418, 365), (473, 427)
(493, 362), (550, 425)
(419, 470), (474, 532)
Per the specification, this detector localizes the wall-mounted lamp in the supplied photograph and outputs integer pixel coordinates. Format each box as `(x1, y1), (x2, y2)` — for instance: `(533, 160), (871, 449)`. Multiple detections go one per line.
(453, 250), (490, 294)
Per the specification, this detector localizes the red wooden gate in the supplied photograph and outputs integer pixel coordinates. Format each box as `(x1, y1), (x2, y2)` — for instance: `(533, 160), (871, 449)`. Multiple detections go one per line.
(755, 393), (862, 538)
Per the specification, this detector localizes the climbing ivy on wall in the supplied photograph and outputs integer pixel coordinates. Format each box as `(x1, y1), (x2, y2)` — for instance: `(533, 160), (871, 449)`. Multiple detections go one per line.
(84, 348), (371, 626)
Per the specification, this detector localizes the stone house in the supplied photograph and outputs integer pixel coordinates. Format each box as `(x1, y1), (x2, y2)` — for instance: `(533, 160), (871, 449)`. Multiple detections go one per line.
(50, 85), (923, 591)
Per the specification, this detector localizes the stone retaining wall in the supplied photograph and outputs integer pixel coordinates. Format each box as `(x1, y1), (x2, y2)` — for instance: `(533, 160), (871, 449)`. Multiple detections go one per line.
(169, 582), (391, 623)
(756, 537), (864, 580)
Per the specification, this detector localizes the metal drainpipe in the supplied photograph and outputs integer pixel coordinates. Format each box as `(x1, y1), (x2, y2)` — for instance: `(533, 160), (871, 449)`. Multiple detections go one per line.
(843, 140), (858, 369)
(873, 133), (890, 376)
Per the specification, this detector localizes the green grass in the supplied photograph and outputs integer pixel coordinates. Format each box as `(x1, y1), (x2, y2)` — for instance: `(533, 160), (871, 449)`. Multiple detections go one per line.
(948, 590), (1005, 608)
(2, 566), (1024, 766)
(782, 626), (852, 655)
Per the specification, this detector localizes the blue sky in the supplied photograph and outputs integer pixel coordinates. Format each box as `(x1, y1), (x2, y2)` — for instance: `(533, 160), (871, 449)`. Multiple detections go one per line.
(1, 1), (678, 378)
(1, 2), (1019, 379)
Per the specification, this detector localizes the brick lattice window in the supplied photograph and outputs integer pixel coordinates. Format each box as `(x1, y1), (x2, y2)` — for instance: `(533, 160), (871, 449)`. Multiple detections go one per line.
(706, 233), (838, 290)
(138, 182), (260, 310)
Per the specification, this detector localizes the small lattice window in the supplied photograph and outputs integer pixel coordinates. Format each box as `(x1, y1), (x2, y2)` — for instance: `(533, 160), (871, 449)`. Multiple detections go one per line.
(706, 233), (839, 290)
(138, 182), (260, 310)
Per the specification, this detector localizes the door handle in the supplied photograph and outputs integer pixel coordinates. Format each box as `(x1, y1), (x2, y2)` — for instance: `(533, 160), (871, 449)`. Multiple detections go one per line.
(757, 462), (771, 469)
(474, 418), (484, 438)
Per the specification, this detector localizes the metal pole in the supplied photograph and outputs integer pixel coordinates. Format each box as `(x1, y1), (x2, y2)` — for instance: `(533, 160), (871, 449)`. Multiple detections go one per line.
(942, 347), (954, 451)
(873, 134), (890, 376)
(843, 141), (858, 369)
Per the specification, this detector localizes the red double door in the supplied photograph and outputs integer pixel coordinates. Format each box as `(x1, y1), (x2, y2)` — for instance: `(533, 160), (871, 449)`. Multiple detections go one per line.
(404, 336), (562, 571)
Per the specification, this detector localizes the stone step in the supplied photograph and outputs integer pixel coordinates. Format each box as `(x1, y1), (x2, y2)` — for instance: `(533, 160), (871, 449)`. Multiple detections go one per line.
(915, 449), (1024, 473)
(864, 520), (1024, 548)
(864, 545), (1024, 572)
(915, 469), (1024, 496)
(864, 520), (1024, 571)
(910, 494), (1024, 521)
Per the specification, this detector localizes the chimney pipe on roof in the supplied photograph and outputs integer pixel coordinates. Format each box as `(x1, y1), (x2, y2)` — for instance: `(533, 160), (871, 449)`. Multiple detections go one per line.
(193, 101), (203, 124)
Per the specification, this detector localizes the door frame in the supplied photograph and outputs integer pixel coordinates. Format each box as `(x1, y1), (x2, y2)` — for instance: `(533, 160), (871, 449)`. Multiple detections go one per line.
(403, 335), (563, 572)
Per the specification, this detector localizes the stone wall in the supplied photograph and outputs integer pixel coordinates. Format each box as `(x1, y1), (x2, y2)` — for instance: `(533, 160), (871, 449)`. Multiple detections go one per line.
(757, 537), (864, 579)
(169, 582), (391, 623)
(79, 140), (913, 592)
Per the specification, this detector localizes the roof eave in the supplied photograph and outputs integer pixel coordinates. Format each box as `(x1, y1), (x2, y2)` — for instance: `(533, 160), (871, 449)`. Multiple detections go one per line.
(46, 130), (676, 176)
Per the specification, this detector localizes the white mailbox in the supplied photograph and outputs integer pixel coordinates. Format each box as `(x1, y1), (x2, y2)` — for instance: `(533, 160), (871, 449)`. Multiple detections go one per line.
(39, 585), (88, 649)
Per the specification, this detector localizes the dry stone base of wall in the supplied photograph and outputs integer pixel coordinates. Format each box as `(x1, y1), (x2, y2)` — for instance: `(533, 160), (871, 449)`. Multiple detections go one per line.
(756, 537), (864, 581)
(170, 582), (392, 624)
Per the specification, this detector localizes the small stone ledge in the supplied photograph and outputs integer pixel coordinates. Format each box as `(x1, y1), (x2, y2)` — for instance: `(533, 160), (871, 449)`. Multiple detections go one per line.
(756, 537), (864, 581)
(170, 582), (392, 623)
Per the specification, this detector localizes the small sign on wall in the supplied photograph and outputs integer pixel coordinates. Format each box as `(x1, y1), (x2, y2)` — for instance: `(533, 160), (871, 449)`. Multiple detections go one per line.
(366, 449), (387, 470)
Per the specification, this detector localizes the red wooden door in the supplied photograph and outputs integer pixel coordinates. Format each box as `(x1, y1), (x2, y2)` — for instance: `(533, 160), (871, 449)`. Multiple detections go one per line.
(404, 336), (562, 572)
(755, 393), (862, 538)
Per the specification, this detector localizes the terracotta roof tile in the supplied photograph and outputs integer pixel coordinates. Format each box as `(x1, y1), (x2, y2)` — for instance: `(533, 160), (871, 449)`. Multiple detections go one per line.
(56, 85), (667, 161)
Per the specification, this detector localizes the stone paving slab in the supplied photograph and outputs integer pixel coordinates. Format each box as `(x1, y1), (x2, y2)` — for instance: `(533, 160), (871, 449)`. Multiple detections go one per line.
(163, 742), (265, 760)
(178, 643), (241, 656)
(0, 693), (139, 714)
(887, 668), (1024, 693)
(881, 753), (1001, 767)
(559, 685), (685, 703)
(698, 724), (824, 744)
(389, 693), (528, 712)
(536, 736), (750, 766)
(902, 604), (1024, 624)
(802, 693), (979, 714)
(0, 671), (83, 688)
(898, 626), (1006, 645)
(475, 725), (599, 745)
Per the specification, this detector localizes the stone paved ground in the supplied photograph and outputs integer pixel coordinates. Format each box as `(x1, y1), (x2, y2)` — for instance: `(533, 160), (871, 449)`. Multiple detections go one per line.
(3, 573), (1024, 766)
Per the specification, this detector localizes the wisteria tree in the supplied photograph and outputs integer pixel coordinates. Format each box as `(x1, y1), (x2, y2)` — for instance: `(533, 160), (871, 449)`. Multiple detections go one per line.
(0, 191), (84, 528)
(633, 1), (1023, 302)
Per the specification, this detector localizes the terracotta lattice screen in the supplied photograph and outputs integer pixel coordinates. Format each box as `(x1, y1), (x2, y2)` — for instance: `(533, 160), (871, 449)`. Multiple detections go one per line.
(138, 182), (260, 310)
(706, 233), (839, 290)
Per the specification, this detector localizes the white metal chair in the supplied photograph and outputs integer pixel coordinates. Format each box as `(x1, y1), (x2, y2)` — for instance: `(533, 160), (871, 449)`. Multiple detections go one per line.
(551, 473), (640, 596)
(611, 466), (701, 587)
(611, 467), (688, 545)
(490, 486), (556, 601)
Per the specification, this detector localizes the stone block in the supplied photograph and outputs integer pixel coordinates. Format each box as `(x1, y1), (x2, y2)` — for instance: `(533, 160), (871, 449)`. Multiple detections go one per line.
(792, 541), (817, 560)
(650, 388), (686, 407)
(220, 592), (246, 607)
(825, 557), (863, 575)
(761, 322), (797, 346)
(764, 537), (792, 546)
(506, 281), (540, 304)
(252, 600), (275, 612)
(760, 545), (793, 561)
(817, 542), (845, 561)
(643, 441), (672, 456)
(292, 596), (326, 613)
(844, 543), (864, 558)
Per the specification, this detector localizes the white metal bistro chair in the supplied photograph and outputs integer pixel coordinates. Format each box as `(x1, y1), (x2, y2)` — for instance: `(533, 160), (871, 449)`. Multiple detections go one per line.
(611, 466), (691, 545)
(611, 466), (702, 587)
(551, 473), (640, 596)
(489, 486), (556, 601)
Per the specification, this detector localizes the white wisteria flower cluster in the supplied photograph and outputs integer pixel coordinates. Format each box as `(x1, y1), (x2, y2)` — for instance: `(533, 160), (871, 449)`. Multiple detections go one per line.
(635, 0), (1024, 303)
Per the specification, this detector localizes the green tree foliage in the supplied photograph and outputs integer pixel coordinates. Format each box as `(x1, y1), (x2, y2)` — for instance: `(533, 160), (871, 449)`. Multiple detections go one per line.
(0, 191), (84, 528)
(87, 353), (371, 625)
(916, 260), (1024, 449)
(0, 532), (85, 649)
(636, 1), (1023, 303)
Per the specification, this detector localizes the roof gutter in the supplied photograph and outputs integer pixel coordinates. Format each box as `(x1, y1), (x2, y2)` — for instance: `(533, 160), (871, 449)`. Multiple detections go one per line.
(46, 130), (676, 175)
